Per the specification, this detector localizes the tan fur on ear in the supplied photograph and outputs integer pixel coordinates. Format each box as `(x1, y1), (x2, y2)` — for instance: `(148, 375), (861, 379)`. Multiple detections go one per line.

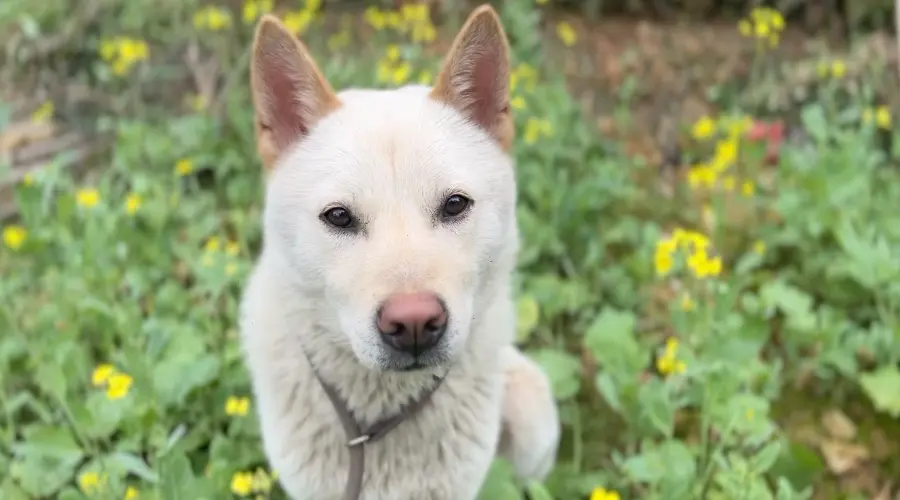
(250, 14), (341, 173)
(430, 4), (513, 151)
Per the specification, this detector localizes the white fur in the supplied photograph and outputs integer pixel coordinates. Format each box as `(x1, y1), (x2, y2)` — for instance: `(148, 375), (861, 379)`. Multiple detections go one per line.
(239, 84), (560, 499)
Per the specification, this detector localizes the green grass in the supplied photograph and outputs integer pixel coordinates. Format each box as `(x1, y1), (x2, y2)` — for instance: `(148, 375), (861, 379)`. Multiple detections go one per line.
(1, 1), (899, 499)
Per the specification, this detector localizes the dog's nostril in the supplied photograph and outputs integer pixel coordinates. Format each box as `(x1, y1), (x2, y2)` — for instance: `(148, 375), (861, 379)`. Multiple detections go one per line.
(376, 292), (448, 355)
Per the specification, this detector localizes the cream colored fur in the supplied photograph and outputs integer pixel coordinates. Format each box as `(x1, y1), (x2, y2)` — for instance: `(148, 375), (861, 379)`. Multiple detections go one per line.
(239, 6), (560, 499)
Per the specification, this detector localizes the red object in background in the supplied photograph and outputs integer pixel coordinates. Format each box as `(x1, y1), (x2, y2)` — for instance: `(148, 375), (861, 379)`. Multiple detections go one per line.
(745, 119), (784, 165)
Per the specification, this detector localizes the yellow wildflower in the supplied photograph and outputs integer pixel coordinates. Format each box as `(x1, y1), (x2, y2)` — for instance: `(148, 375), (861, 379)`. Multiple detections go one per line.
(386, 44), (401, 62)
(680, 294), (695, 312)
(193, 6), (232, 31)
(2, 225), (27, 250)
(875, 106), (892, 129)
(76, 188), (100, 208)
(106, 373), (134, 400)
(753, 240), (766, 255)
(738, 20), (752, 36)
(91, 363), (116, 387)
(687, 165), (717, 189)
(242, 0), (273, 25)
(31, 101), (54, 123)
(746, 408), (755, 421)
(691, 115), (716, 140)
(656, 337), (687, 376)
(125, 193), (142, 215)
(590, 487), (621, 500)
(417, 70), (433, 86)
(225, 262), (238, 276)
(537, 0), (549, 4)
(78, 472), (105, 494)
(328, 30), (351, 51)
(741, 180), (755, 197)
(711, 137), (738, 171)
(225, 241), (240, 256)
(175, 158), (194, 176)
(252, 468), (273, 493)
(510, 95), (526, 111)
(523, 117), (552, 145)
(225, 396), (251, 416)
(556, 22), (577, 47)
(391, 62), (412, 85)
(283, 10), (313, 34)
(22, 173), (34, 186)
(831, 60), (846, 79)
(364, 6), (387, 30)
(204, 236), (221, 253)
(231, 471), (254, 496)
(125, 486), (139, 499)
(816, 62), (830, 79)
(653, 236), (677, 277)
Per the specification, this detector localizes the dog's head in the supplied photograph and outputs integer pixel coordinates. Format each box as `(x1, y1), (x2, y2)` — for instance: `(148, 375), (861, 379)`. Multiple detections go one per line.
(249, 5), (517, 371)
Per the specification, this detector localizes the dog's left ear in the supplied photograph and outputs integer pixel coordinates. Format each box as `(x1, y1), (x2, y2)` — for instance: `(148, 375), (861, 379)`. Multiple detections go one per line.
(430, 4), (513, 150)
(250, 14), (341, 172)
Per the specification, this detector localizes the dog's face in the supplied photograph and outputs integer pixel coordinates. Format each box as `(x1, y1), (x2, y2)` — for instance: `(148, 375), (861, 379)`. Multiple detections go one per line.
(249, 6), (518, 371)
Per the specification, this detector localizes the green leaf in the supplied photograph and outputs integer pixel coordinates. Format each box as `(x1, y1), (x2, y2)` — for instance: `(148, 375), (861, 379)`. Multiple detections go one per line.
(477, 459), (523, 500)
(859, 366), (900, 417)
(515, 295), (540, 343)
(11, 425), (83, 462)
(524, 481), (555, 500)
(110, 452), (159, 483)
(584, 308), (643, 376)
(158, 450), (194, 500)
(529, 349), (581, 401)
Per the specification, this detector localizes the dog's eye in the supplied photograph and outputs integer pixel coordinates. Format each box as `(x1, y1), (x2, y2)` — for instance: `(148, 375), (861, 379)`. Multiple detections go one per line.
(441, 194), (472, 219)
(321, 207), (355, 229)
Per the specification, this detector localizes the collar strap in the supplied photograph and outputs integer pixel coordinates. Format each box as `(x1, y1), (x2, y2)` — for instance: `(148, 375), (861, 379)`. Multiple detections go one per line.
(306, 357), (447, 500)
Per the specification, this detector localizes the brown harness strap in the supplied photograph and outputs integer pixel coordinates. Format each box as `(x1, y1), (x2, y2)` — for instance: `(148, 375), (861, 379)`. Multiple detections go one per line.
(308, 363), (447, 500)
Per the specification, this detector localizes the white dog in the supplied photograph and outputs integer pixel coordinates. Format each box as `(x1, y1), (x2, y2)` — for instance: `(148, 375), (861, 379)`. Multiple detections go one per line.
(238, 5), (560, 499)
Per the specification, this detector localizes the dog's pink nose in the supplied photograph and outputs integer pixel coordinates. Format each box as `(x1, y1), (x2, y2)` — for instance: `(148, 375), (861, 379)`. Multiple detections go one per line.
(376, 292), (447, 355)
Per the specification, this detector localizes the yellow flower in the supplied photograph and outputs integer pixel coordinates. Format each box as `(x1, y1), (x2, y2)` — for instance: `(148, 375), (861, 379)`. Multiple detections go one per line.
(746, 408), (755, 421)
(252, 468), (274, 493)
(712, 138), (738, 171)
(76, 188), (100, 208)
(590, 486), (621, 500)
(328, 30), (351, 51)
(283, 10), (313, 34)
(225, 396), (251, 416)
(175, 158), (194, 176)
(231, 471), (254, 496)
(225, 262), (238, 276)
(753, 240), (766, 255)
(106, 373), (134, 400)
(78, 472), (105, 494)
(204, 236), (221, 253)
(875, 106), (892, 129)
(510, 95), (526, 111)
(653, 236), (677, 277)
(31, 101), (54, 123)
(537, 0), (549, 4)
(364, 7), (387, 30)
(687, 165), (717, 189)
(831, 60), (846, 79)
(242, 0), (272, 24)
(193, 6), (232, 31)
(125, 193), (142, 215)
(738, 19), (752, 36)
(523, 117), (552, 145)
(91, 363), (116, 387)
(680, 294), (695, 312)
(656, 337), (687, 376)
(741, 180), (755, 197)
(22, 173), (34, 186)
(225, 241), (240, 256)
(417, 70), (433, 85)
(691, 115), (716, 140)
(125, 486), (139, 499)
(391, 62), (412, 85)
(556, 22), (577, 47)
(2, 225), (27, 250)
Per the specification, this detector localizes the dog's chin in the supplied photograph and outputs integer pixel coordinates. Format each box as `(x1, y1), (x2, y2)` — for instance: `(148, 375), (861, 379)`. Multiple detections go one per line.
(378, 348), (453, 373)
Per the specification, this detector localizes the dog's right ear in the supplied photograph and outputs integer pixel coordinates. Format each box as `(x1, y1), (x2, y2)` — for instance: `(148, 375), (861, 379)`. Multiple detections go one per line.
(250, 15), (341, 172)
